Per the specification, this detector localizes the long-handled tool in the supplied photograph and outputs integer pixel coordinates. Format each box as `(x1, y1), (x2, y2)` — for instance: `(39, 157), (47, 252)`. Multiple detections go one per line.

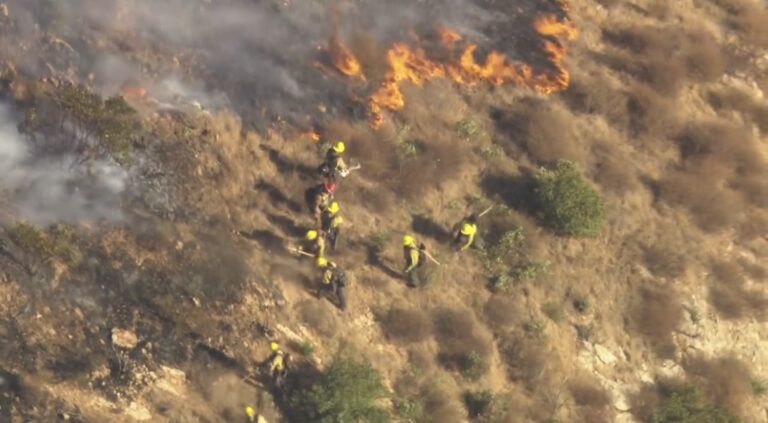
(422, 249), (441, 265)
(339, 163), (361, 178)
(478, 205), (494, 218)
(286, 246), (315, 258)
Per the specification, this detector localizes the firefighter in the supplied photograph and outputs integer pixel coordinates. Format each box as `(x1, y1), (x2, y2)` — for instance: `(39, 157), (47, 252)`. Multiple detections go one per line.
(318, 141), (348, 181)
(262, 342), (287, 387)
(451, 213), (478, 252)
(305, 181), (336, 220)
(299, 229), (326, 258)
(244, 407), (268, 423)
(402, 235), (427, 287)
(320, 201), (343, 250)
(316, 257), (347, 311)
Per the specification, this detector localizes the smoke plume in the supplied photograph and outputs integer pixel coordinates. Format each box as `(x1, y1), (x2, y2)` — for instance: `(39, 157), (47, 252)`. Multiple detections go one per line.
(0, 103), (126, 224)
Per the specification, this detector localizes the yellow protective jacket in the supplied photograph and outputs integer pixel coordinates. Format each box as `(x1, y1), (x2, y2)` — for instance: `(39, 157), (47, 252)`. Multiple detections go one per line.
(403, 246), (421, 273)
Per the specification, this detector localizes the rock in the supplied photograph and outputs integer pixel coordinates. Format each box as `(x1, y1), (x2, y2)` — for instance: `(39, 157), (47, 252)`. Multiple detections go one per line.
(125, 402), (151, 421)
(594, 344), (618, 365)
(111, 329), (138, 349)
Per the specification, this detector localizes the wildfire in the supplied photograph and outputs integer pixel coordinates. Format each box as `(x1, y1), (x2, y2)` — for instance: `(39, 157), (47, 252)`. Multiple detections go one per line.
(328, 3), (577, 128)
(329, 34), (364, 80)
(301, 130), (321, 142)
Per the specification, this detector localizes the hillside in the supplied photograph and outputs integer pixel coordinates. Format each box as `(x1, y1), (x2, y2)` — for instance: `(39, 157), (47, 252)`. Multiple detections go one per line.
(0, 0), (767, 422)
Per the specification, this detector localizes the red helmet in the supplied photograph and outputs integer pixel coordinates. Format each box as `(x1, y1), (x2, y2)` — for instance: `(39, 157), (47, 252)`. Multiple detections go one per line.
(323, 181), (337, 193)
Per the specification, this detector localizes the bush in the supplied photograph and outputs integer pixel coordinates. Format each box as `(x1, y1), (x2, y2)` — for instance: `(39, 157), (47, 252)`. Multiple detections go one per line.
(459, 351), (488, 381)
(534, 160), (605, 237)
(9, 223), (81, 266)
(708, 260), (768, 320)
(631, 285), (683, 357)
(464, 390), (494, 418)
(650, 383), (740, 423)
(483, 295), (525, 329)
(381, 307), (432, 343)
(292, 358), (390, 423)
(393, 397), (423, 422)
(643, 245), (687, 279)
(683, 355), (753, 415)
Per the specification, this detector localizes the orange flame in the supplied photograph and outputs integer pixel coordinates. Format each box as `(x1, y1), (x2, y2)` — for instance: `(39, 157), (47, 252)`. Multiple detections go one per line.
(436, 27), (462, 45)
(301, 129), (321, 142)
(329, 34), (364, 79)
(328, 2), (577, 127)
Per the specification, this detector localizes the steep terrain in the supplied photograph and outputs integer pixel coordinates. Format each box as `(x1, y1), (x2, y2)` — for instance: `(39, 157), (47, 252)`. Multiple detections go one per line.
(0, 0), (767, 422)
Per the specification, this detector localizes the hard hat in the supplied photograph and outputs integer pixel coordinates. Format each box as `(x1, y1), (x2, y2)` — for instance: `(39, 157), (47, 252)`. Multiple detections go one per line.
(403, 235), (415, 246)
(332, 141), (345, 153)
(461, 223), (477, 236)
(269, 342), (279, 352)
(327, 202), (340, 214)
(316, 257), (328, 267)
(323, 181), (337, 193)
(245, 406), (256, 418)
(306, 230), (318, 240)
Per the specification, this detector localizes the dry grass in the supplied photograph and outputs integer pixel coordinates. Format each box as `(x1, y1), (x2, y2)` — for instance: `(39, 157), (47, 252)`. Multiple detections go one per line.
(711, 0), (768, 47)
(380, 306), (432, 343)
(433, 307), (493, 372)
(419, 380), (465, 423)
(683, 354), (754, 416)
(738, 210), (768, 242)
(500, 332), (559, 391)
(625, 82), (683, 139)
(707, 87), (768, 133)
(569, 377), (615, 423)
(708, 259), (768, 320)
(483, 294), (526, 330)
(642, 244), (687, 279)
(524, 101), (584, 164)
(657, 120), (768, 232)
(563, 71), (630, 129)
(630, 284), (683, 356)
(296, 299), (340, 338)
(591, 144), (638, 194)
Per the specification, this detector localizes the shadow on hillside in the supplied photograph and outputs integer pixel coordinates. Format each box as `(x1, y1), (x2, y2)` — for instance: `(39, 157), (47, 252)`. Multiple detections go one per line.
(480, 171), (537, 215)
(254, 180), (303, 213)
(411, 214), (451, 244)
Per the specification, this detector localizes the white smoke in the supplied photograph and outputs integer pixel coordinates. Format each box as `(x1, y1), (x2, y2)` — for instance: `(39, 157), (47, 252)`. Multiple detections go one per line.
(0, 103), (127, 224)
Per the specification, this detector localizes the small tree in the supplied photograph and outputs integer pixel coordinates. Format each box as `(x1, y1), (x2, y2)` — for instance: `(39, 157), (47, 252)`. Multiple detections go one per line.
(651, 384), (740, 423)
(293, 358), (390, 423)
(534, 160), (605, 237)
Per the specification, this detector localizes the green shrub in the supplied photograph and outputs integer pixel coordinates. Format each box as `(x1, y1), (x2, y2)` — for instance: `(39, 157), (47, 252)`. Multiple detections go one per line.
(460, 351), (488, 381)
(651, 384), (740, 423)
(534, 160), (605, 237)
(292, 358), (390, 423)
(393, 397), (423, 422)
(10, 223), (81, 266)
(751, 379), (767, 396)
(298, 341), (315, 357)
(464, 390), (494, 418)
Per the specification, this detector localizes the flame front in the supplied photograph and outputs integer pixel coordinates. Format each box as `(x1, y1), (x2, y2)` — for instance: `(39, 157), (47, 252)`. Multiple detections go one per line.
(327, 3), (577, 128)
(329, 34), (364, 79)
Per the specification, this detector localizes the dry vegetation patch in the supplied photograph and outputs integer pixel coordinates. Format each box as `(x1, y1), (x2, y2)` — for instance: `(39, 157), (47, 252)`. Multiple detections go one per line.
(710, 0), (768, 47)
(380, 306), (432, 343)
(683, 354), (754, 416)
(569, 377), (614, 423)
(708, 259), (768, 320)
(630, 284), (683, 357)
(432, 307), (493, 378)
(483, 294), (526, 330)
(642, 244), (687, 280)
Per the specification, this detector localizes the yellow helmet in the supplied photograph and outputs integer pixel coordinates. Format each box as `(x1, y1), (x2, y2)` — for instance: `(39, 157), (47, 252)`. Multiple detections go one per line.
(244, 406), (255, 418)
(403, 235), (415, 246)
(270, 342), (279, 352)
(332, 141), (345, 153)
(461, 223), (477, 236)
(316, 257), (328, 267)
(327, 202), (340, 214)
(306, 230), (318, 240)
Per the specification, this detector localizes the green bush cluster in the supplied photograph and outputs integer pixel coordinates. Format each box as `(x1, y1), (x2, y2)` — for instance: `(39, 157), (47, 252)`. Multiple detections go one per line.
(9, 223), (81, 265)
(292, 358), (390, 423)
(651, 384), (740, 423)
(534, 160), (605, 237)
